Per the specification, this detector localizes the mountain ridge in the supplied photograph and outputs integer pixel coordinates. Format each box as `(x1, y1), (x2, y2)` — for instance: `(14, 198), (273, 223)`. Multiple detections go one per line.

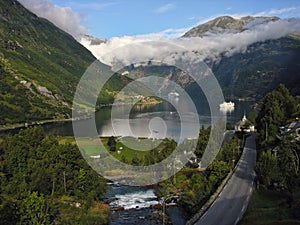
(181, 16), (300, 100)
(182, 15), (280, 37)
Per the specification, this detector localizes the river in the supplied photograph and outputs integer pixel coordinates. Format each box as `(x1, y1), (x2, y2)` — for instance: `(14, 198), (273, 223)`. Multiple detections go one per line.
(105, 182), (187, 225)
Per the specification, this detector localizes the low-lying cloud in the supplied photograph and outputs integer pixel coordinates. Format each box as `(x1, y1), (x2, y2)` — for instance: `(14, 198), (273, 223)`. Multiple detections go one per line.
(18, 0), (87, 39)
(81, 18), (300, 67)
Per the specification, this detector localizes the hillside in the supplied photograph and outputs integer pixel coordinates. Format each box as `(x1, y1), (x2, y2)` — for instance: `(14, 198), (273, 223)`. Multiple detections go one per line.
(0, 0), (137, 126)
(183, 16), (300, 100)
(0, 0), (96, 125)
(211, 35), (300, 99)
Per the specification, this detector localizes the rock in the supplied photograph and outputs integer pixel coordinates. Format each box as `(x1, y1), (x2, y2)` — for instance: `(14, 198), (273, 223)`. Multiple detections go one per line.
(113, 206), (124, 211)
(152, 204), (163, 209)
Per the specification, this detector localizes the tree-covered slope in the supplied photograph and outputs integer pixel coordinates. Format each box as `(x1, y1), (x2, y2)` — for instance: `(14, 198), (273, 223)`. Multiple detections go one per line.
(0, 0), (95, 125)
(211, 35), (300, 99)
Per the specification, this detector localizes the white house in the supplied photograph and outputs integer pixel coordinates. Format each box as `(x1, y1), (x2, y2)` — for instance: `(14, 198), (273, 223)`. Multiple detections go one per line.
(235, 114), (255, 133)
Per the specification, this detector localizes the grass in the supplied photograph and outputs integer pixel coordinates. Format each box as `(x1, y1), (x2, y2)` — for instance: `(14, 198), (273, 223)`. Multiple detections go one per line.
(58, 136), (164, 160)
(240, 189), (300, 225)
(53, 198), (110, 225)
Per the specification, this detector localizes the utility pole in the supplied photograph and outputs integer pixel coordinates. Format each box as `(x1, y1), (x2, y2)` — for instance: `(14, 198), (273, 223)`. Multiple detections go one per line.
(265, 121), (268, 141)
(163, 197), (165, 225)
(291, 148), (299, 175)
(63, 171), (67, 193)
(173, 159), (176, 185)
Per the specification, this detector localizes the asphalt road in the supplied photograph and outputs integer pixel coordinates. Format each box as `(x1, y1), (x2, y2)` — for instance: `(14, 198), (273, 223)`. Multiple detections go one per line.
(222, 131), (235, 147)
(195, 133), (257, 225)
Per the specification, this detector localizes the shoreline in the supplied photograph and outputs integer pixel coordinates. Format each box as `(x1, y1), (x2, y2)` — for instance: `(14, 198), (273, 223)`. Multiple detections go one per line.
(0, 101), (162, 133)
(0, 117), (86, 133)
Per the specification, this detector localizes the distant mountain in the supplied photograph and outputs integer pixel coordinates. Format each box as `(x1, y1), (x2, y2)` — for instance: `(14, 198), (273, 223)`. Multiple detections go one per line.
(209, 34), (300, 99)
(0, 0), (130, 125)
(182, 16), (300, 100)
(83, 35), (107, 45)
(119, 16), (300, 102)
(182, 16), (279, 37)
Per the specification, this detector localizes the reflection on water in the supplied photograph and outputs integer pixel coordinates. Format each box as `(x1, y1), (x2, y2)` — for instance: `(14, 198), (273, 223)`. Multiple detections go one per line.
(44, 100), (253, 139)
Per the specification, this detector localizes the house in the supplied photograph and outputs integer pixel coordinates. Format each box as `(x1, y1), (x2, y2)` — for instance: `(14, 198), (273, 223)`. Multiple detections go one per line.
(276, 118), (300, 141)
(235, 114), (255, 133)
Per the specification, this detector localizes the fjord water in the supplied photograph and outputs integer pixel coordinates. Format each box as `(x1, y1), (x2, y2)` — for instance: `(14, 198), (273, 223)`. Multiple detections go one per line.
(44, 100), (253, 138)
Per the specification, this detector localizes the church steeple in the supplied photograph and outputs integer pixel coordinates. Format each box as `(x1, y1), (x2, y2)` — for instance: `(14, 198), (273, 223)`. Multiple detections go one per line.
(242, 112), (247, 122)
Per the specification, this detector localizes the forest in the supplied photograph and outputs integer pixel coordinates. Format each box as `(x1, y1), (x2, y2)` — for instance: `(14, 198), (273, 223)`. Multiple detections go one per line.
(0, 127), (109, 224)
(242, 84), (300, 224)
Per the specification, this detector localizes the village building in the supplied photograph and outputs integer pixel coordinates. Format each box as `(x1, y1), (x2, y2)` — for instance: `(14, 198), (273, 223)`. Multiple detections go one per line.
(235, 114), (255, 133)
(276, 118), (300, 141)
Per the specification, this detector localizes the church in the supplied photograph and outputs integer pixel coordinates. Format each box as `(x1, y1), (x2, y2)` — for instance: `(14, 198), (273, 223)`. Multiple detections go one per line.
(235, 114), (255, 133)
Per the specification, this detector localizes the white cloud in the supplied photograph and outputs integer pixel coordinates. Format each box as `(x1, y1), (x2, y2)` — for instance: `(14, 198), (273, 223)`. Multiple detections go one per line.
(18, 0), (87, 39)
(254, 7), (299, 17)
(135, 28), (190, 40)
(156, 3), (175, 13)
(67, 1), (118, 11)
(188, 16), (196, 20)
(80, 18), (300, 68)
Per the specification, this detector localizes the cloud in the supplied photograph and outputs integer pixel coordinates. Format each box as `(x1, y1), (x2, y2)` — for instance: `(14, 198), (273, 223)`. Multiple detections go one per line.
(156, 3), (175, 13)
(80, 18), (300, 68)
(67, 1), (118, 11)
(254, 6), (299, 17)
(134, 28), (190, 40)
(18, 0), (87, 39)
(188, 16), (196, 20)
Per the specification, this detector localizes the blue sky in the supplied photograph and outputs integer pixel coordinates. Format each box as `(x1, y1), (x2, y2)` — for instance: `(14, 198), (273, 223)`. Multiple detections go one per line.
(44, 0), (300, 38)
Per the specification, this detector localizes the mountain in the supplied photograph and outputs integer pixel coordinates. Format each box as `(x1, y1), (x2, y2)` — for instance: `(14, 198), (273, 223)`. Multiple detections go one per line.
(83, 35), (107, 45)
(0, 0), (133, 126)
(182, 16), (279, 37)
(0, 0), (93, 125)
(210, 35), (300, 99)
(105, 16), (300, 102)
(183, 16), (300, 100)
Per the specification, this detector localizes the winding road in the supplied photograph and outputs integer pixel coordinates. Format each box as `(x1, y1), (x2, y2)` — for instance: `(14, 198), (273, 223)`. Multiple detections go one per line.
(195, 133), (257, 225)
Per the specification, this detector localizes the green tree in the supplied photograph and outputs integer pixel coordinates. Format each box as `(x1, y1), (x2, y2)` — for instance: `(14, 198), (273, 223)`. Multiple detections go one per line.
(107, 136), (116, 152)
(19, 192), (51, 225)
(207, 160), (230, 187)
(0, 197), (19, 225)
(195, 126), (210, 160)
(256, 149), (277, 187)
(276, 140), (298, 190)
(256, 84), (297, 145)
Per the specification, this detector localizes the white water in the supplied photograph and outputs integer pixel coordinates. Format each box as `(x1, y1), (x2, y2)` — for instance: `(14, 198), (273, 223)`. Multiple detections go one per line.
(110, 189), (159, 210)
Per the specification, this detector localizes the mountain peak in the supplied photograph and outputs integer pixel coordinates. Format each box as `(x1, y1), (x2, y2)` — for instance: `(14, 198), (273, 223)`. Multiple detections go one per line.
(83, 35), (107, 45)
(182, 16), (280, 38)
